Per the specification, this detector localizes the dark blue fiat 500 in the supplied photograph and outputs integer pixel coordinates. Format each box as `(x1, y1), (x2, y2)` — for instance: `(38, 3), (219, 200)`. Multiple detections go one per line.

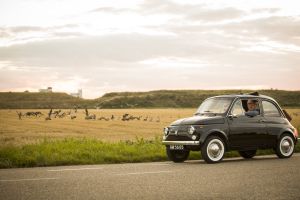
(162, 93), (299, 164)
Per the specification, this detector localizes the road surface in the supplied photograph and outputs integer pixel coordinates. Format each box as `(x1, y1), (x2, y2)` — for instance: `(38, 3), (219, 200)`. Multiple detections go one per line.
(1, 154), (300, 200)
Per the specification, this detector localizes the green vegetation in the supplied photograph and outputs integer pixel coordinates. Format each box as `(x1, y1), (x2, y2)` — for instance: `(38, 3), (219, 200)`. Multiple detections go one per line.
(1, 137), (299, 168)
(0, 92), (92, 109)
(97, 89), (300, 108)
(0, 137), (165, 168)
(1, 89), (300, 108)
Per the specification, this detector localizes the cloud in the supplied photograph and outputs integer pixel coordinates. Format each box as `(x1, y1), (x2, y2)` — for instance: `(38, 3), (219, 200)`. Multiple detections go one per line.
(89, 1), (245, 22)
(0, 24), (81, 45)
(251, 8), (281, 14)
(0, 31), (247, 73)
(0, 0), (300, 97)
(186, 7), (245, 22)
(159, 15), (300, 51)
(0, 24), (78, 35)
(221, 16), (300, 45)
(138, 0), (245, 21)
(89, 6), (132, 14)
(0, 31), (298, 73)
(0, 34), (177, 66)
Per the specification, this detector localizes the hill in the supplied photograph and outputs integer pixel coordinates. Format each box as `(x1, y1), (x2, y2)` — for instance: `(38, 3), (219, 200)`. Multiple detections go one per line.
(0, 90), (300, 109)
(95, 90), (300, 108)
(0, 92), (93, 109)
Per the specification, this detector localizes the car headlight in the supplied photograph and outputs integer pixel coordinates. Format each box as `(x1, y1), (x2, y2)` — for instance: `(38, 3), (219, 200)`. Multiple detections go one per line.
(164, 127), (169, 136)
(188, 126), (195, 135)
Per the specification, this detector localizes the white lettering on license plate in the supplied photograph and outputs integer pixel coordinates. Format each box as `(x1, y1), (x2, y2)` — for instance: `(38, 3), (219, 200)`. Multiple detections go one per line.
(170, 145), (184, 150)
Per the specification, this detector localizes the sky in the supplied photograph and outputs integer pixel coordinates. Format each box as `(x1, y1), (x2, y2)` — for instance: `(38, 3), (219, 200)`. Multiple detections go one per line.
(0, 0), (299, 98)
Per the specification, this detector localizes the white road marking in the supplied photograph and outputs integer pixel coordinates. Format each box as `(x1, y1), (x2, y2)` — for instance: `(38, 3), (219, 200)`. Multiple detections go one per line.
(115, 170), (173, 176)
(0, 178), (58, 182)
(48, 167), (103, 172)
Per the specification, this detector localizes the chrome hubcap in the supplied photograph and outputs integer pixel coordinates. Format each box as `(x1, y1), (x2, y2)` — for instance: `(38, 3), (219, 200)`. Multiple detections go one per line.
(207, 139), (224, 161)
(210, 144), (220, 154)
(280, 136), (294, 156)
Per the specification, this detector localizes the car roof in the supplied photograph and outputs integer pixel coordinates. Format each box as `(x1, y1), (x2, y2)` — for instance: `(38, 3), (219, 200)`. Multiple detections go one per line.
(211, 94), (277, 101)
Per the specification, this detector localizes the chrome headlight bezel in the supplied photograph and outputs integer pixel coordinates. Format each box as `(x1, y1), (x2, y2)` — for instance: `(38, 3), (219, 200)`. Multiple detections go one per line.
(188, 126), (196, 135)
(164, 127), (169, 136)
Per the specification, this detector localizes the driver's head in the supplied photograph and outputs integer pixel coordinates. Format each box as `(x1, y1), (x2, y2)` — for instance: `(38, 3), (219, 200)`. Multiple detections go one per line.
(247, 99), (258, 111)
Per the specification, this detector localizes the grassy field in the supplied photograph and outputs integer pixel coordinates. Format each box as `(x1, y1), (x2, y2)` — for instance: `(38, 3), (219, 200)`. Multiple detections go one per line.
(0, 109), (195, 146)
(0, 108), (299, 168)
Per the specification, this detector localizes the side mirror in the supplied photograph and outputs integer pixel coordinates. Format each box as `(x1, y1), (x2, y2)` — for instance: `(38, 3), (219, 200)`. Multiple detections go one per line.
(245, 111), (259, 117)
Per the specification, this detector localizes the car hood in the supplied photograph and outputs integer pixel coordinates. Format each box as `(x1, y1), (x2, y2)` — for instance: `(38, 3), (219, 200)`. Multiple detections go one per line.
(170, 115), (225, 126)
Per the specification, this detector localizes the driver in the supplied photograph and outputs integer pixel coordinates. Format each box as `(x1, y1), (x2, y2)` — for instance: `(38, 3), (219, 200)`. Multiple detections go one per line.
(245, 99), (259, 116)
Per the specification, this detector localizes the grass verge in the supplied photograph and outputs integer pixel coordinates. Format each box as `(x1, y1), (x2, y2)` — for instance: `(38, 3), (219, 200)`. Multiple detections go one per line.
(0, 137), (299, 168)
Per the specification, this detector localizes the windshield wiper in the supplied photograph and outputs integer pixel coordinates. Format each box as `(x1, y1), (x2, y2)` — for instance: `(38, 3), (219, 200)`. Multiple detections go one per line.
(195, 111), (214, 116)
(196, 112), (220, 116)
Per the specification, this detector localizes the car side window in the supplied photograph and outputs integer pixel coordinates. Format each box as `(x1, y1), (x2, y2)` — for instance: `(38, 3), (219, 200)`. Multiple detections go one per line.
(262, 101), (281, 117)
(231, 100), (245, 116)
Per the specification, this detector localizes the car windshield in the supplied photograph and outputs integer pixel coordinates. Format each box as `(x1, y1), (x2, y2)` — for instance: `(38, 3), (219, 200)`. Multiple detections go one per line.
(195, 98), (233, 115)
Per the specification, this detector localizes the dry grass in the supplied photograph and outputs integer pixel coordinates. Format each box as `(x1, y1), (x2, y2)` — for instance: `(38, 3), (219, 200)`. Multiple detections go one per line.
(0, 109), (194, 146)
(0, 108), (299, 146)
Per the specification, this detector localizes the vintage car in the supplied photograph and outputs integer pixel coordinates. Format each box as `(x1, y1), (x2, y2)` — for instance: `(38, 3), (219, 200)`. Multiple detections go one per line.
(162, 92), (299, 164)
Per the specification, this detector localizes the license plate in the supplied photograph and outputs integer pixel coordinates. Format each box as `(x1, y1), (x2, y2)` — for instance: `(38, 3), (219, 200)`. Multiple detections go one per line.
(170, 145), (184, 150)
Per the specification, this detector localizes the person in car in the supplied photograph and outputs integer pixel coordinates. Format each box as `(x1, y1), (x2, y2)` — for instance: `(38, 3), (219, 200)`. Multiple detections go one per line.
(245, 99), (259, 117)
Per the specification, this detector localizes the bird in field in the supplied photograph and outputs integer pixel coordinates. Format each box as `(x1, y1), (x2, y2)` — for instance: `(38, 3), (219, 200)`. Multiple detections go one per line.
(45, 109), (52, 121)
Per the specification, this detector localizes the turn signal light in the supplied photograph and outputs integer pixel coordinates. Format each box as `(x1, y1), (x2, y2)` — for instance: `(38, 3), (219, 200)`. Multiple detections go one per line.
(294, 128), (298, 138)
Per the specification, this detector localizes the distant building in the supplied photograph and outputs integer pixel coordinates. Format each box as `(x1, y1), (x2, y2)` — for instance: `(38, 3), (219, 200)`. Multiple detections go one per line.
(70, 89), (82, 98)
(39, 87), (52, 93)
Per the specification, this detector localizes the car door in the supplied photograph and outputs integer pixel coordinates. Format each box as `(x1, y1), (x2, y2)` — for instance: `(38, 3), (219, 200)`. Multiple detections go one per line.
(227, 98), (266, 149)
(261, 100), (286, 147)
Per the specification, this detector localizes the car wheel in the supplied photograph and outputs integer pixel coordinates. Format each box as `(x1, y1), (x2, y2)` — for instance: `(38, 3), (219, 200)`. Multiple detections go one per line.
(238, 150), (256, 159)
(275, 134), (295, 158)
(166, 147), (190, 163)
(201, 136), (225, 164)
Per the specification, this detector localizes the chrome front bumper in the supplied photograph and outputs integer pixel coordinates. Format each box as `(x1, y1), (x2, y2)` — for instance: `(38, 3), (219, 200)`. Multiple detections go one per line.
(162, 141), (200, 145)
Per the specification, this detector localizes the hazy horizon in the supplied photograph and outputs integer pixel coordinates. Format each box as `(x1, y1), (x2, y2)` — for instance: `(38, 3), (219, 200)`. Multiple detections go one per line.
(1, 0), (300, 98)
(2, 88), (300, 100)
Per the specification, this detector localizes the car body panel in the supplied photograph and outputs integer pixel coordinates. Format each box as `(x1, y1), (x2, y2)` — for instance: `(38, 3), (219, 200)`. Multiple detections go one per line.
(227, 115), (267, 149)
(170, 115), (226, 126)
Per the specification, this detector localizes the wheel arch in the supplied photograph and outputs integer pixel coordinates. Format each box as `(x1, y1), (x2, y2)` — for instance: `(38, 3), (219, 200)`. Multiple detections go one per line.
(200, 129), (229, 150)
(278, 128), (297, 143)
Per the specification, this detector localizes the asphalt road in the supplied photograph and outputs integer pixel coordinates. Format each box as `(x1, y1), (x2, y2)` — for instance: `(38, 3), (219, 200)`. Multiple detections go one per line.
(1, 154), (300, 200)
